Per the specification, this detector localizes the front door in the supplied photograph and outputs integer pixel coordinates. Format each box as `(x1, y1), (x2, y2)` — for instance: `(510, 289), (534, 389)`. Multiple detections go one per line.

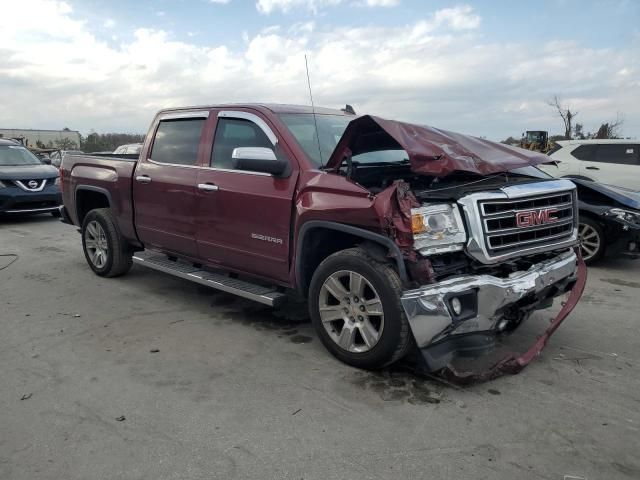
(133, 113), (207, 257)
(195, 110), (298, 284)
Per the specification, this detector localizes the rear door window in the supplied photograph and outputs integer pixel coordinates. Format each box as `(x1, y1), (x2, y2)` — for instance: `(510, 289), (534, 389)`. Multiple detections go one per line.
(151, 118), (205, 166)
(592, 144), (639, 165)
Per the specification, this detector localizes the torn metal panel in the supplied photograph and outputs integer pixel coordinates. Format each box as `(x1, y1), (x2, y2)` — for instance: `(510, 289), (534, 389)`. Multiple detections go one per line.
(372, 180), (420, 259)
(437, 249), (588, 385)
(326, 115), (551, 176)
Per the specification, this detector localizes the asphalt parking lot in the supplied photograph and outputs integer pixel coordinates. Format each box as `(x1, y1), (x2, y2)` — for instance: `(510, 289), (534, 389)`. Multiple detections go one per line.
(1, 216), (639, 480)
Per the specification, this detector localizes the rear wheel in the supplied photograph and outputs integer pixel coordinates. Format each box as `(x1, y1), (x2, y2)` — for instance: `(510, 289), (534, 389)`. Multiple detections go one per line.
(81, 208), (132, 277)
(309, 248), (412, 369)
(578, 216), (605, 264)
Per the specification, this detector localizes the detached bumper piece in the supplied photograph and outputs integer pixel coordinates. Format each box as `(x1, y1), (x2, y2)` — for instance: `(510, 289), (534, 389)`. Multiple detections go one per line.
(400, 249), (586, 382)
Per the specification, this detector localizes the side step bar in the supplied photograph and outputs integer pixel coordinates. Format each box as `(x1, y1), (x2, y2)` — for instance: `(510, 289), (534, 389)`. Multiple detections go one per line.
(132, 252), (287, 307)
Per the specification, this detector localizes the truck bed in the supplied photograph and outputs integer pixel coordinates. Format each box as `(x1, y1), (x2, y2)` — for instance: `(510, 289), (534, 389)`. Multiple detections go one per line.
(61, 153), (139, 243)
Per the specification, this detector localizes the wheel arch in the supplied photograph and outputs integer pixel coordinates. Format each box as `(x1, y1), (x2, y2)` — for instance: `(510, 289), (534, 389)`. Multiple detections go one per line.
(75, 186), (112, 226)
(295, 221), (408, 296)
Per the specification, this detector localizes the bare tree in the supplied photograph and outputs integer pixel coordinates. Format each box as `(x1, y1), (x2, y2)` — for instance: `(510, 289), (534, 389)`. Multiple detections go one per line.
(594, 112), (624, 139)
(548, 95), (578, 140)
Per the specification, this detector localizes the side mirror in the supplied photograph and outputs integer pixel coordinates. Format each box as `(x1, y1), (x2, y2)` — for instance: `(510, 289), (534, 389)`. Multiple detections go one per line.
(41, 157), (52, 165)
(232, 147), (287, 175)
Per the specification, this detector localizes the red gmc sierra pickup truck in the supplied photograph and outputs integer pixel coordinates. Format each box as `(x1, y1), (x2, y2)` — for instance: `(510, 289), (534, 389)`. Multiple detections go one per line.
(59, 104), (586, 377)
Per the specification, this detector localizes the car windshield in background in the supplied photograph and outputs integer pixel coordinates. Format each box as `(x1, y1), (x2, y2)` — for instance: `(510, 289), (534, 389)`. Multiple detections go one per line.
(279, 114), (352, 166)
(0, 145), (43, 166)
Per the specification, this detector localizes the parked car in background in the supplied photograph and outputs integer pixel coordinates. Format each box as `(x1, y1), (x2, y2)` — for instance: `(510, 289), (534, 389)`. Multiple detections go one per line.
(571, 178), (640, 264)
(538, 139), (640, 191)
(49, 149), (84, 168)
(0, 139), (62, 216)
(113, 143), (142, 155)
(59, 103), (586, 377)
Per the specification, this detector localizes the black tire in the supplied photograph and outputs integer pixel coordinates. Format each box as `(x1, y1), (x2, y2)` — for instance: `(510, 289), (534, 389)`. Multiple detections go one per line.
(578, 215), (605, 265)
(51, 209), (61, 218)
(81, 208), (132, 277)
(308, 247), (412, 370)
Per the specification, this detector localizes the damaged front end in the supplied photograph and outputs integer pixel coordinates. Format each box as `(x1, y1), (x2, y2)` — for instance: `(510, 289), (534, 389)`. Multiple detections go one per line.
(333, 115), (586, 383)
(401, 249), (586, 381)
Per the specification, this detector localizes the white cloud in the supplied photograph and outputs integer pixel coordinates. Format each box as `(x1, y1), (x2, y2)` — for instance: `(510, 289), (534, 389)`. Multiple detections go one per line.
(0, 0), (638, 139)
(210, 0), (231, 3)
(103, 18), (115, 28)
(361, 0), (400, 6)
(256, 0), (398, 13)
(256, 0), (341, 14)
(432, 5), (480, 30)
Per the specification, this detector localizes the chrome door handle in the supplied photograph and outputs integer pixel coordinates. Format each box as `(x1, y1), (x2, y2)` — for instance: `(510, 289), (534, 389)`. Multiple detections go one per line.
(585, 166), (600, 170)
(197, 183), (219, 192)
(136, 175), (152, 183)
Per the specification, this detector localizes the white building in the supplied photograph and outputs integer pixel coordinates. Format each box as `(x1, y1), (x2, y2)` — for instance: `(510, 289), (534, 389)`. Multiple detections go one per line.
(0, 128), (81, 149)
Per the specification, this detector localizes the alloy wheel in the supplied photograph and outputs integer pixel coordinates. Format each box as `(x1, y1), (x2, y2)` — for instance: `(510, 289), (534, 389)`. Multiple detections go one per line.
(85, 220), (109, 269)
(318, 270), (385, 353)
(578, 222), (601, 261)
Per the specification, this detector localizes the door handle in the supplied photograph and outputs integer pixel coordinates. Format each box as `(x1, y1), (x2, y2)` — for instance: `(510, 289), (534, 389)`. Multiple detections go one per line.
(197, 183), (219, 192)
(136, 175), (152, 183)
(585, 166), (600, 170)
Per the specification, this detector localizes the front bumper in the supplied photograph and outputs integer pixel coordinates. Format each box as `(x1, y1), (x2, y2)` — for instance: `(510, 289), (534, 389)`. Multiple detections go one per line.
(606, 226), (640, 259)
(401, 249), (582, 374)
(0, 185), (62, 214)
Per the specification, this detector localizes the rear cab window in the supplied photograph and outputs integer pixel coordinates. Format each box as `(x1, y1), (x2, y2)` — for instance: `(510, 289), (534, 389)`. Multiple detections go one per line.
(150, 118), (206, 166)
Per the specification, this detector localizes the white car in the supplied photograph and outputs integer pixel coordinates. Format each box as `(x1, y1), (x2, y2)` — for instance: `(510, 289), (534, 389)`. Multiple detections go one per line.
(539, 139), (640, 191)
(113, 143), (142, 155)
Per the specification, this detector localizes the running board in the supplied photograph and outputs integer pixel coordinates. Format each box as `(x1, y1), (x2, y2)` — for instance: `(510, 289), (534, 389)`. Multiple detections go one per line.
(132, 252), (286, 307)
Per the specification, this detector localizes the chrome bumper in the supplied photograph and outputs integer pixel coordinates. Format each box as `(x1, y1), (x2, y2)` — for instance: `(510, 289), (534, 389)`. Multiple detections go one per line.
(401, 250), (578, 358)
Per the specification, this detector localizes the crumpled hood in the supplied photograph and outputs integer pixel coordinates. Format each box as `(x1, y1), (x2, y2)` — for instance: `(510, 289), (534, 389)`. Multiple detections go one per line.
(326, 115), (551, 176)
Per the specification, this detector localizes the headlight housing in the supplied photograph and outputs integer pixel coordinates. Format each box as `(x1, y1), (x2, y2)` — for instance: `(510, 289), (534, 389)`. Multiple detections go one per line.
(411, 203), (467, 255)
(0, 180), (7, 188)
(54, 177), (61, 186)
(606, 208), (640, 227)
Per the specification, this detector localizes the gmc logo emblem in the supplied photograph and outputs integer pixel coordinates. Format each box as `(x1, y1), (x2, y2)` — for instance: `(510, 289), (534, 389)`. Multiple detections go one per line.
(515, 208), (559, 228)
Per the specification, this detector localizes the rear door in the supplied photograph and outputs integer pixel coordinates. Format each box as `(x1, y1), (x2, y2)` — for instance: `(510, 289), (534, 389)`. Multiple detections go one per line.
(581, 143), (640, 190)
(133, 111), (208, 257)
(194, 110), (298, 283)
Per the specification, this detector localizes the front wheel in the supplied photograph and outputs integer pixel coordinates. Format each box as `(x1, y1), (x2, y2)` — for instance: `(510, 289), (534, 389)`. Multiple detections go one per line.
(308, 248), (412, 370)
(81, 208), (132, 277)
(579, 216), (605, 264)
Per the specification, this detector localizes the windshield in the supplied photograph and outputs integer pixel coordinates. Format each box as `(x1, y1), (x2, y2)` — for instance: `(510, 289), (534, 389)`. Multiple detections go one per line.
(0, 145), (43, 166)
(279, 114), (352, 166)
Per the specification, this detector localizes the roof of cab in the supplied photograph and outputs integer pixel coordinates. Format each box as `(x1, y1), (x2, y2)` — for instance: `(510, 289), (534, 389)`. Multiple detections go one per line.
(0, 138), (20, 146)
(156, 103), (350, 116)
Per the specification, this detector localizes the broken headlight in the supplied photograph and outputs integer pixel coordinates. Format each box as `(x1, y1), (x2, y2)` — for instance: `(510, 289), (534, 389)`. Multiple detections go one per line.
(411, 203), (467, 255)
(606, 208), (640, 228)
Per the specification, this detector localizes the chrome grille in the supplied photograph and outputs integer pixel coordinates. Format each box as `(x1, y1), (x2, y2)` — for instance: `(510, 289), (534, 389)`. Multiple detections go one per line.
(480, 191), (576, 256)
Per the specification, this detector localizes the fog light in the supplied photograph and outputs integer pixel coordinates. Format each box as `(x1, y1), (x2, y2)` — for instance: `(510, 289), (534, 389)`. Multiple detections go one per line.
(630, 242), (637, 252)
(451, 297), (462, 316)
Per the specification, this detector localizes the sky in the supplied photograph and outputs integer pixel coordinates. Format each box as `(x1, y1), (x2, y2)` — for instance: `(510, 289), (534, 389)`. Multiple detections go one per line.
(0, 0), (638, 140)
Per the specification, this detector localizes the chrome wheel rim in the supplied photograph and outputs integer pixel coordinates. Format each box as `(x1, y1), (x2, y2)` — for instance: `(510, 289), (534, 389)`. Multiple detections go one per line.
(85, 221), (109, 268)
(578, 223), (600, 261)
(318, 270), (384, 353)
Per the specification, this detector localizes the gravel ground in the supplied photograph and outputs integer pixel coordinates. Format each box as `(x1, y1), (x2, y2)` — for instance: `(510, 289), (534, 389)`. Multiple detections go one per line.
(1, 215), (639, 480)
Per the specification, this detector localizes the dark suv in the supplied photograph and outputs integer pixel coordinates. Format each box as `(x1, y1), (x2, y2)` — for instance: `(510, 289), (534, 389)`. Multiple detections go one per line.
(0, 139), (62, 216)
